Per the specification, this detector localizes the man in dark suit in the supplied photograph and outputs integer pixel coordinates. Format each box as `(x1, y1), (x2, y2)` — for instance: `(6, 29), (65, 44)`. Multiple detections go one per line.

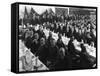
(55, 47), (72, 70)
(56, 34), (65, 49)
(36, 26), (46, 40)
(36, 37), (48, 65)
(47, 38), (59, 70)
(31, 33), (40, 53)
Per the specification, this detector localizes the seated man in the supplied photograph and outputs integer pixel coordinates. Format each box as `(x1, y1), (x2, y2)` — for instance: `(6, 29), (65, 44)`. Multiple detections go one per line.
(31, 33), (40, 53)
(55, 47), (72, 70)
(36, 37), (48, 65)
(68, 36), (80, 68)
(46, 31), (53, 46)
(68, 36), (76, 58)
(79, 44), (93, 68)
(47, 38), (59, 70)
(24, 30), (33, 49)
(36, 25), (46, 40)
(56, 34), (65, 49)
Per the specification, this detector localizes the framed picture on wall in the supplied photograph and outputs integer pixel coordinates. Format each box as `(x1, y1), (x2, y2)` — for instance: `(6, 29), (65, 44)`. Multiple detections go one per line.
(11, 2), (97, 73)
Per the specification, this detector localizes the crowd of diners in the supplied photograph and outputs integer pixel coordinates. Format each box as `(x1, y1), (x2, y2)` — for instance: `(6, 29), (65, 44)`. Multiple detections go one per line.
(19, 12), (96, 70)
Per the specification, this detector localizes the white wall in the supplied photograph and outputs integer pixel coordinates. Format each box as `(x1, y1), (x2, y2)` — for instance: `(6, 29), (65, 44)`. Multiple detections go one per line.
(0, 0), (99, 76)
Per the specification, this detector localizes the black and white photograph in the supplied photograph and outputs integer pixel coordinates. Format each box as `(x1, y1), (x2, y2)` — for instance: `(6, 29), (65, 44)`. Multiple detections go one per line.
(18, 3), (97, 72)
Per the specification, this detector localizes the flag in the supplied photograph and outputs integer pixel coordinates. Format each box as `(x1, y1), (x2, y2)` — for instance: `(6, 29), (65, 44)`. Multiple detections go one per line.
(24, 6), (29, 19)
(41, 9), (48, 17)
(48, 8), (55, 16)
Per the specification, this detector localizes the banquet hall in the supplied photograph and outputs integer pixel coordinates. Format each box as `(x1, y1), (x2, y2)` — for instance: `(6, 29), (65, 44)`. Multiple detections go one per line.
(18, 5), (97, 71)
